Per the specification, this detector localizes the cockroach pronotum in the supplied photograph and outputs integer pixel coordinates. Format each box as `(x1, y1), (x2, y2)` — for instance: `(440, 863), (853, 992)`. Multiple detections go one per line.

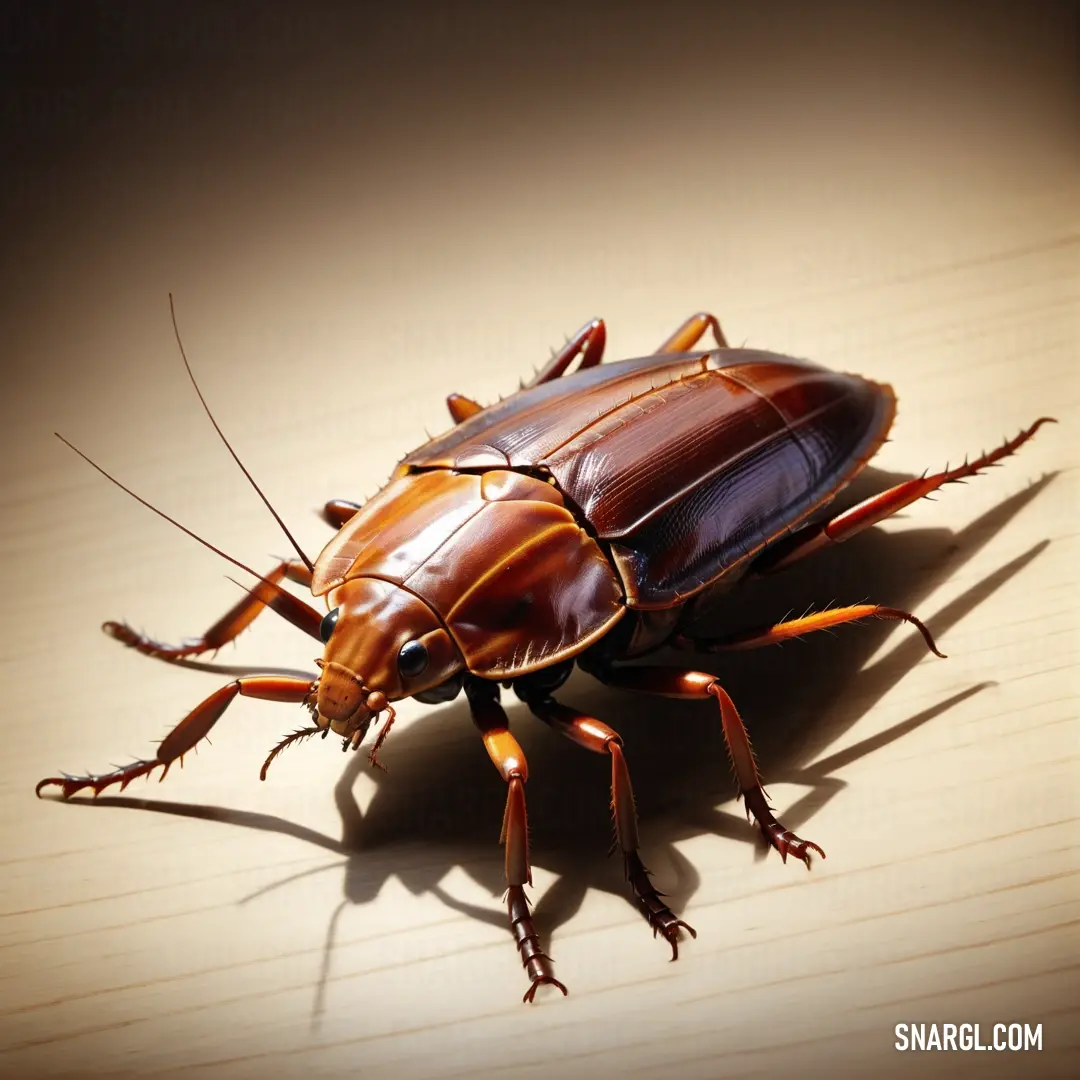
(36, 303), (1054, 1002)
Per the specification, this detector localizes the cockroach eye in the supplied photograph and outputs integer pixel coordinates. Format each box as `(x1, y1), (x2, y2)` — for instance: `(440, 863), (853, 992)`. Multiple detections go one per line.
(319, 607), (340, 643)
(397, 639), (429, 678)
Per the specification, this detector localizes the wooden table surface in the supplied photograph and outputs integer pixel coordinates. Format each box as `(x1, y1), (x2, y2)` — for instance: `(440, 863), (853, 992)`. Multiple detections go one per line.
(2, 6), (1077, 1079)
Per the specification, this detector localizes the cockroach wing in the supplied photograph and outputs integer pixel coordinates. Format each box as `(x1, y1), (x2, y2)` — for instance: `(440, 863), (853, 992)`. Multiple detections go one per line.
(402, 349), (895, 608)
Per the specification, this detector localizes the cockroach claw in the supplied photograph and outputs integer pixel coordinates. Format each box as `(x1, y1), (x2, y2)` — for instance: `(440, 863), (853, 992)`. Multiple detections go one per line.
(768, 827), (826, 869)
(660, 920), (698, 962)
(523, 975), (568, 1004)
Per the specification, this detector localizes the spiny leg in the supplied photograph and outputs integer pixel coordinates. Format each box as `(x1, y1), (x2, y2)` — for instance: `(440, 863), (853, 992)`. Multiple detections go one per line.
(321, 499), (363, 529)
(105, 558), (319, 661)
(36, 674), (315, 799)
(660, 595), (947, 859)
(589, 664), (823, 867)
(525, 318), (607, 388)
(673, 602), (946, 658)
(446, 393), (484, 423)
(466, 678), (567, 1002)
(654, 311), (729, 354)
(445, 319), (606, 421)
(755, 417), (1057, 574)
(525, 695), (696, 958)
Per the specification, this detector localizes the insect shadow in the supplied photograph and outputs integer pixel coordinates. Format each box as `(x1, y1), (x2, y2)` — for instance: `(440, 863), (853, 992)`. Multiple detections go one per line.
(67, 468), (1056, 1023)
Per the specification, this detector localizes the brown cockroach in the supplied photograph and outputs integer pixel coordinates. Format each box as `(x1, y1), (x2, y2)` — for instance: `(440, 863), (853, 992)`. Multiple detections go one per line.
(37, 303), (1054, 1001)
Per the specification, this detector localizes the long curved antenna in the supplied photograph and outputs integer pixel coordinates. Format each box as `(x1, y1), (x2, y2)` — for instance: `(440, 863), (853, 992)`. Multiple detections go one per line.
(55, 433), (302, 605)
(168, 294), (315, 573)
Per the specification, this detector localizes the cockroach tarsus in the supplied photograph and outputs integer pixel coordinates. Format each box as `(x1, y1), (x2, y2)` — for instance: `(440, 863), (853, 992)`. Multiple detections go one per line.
(36, 304), (1055, 1003)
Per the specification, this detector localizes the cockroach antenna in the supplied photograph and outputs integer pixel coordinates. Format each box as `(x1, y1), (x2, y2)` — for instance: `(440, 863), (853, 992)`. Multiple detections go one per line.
(168, 293), (315, 573)
(52, 433), (304, 611)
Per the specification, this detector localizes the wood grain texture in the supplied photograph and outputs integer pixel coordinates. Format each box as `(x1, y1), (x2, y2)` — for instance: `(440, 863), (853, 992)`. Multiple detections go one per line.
(1, 4), (1077, 1079)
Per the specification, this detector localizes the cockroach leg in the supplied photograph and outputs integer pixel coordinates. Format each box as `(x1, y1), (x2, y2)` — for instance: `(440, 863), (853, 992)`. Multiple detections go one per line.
(754, 416), (1057, 574)
(654, 311), (728, 354)
(525, 318), (607, 388)
(321, 499), (363, 529)
(591, 665), (825, 868)
(260, 725), (323, 780)
(103, 558), (319, 660)
(673, 603), (946, 658)
(466, 678), (567, 1002)
(366, 704), (397, 771)
(526, 696), (696, 958)
(446, 393), (483, 424)
(36, 674), (315, 799)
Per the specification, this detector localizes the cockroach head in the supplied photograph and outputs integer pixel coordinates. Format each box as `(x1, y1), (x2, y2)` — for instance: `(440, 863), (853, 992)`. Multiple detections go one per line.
(312, 576), (464, 741)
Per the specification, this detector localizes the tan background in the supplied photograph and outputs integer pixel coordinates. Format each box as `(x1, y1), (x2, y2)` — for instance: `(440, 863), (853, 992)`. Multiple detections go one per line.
(1, 3), (1077, 1078)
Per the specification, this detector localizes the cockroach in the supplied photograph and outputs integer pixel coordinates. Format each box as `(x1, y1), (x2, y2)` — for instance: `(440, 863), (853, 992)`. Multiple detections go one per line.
(37, 304), (1054, 1002)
